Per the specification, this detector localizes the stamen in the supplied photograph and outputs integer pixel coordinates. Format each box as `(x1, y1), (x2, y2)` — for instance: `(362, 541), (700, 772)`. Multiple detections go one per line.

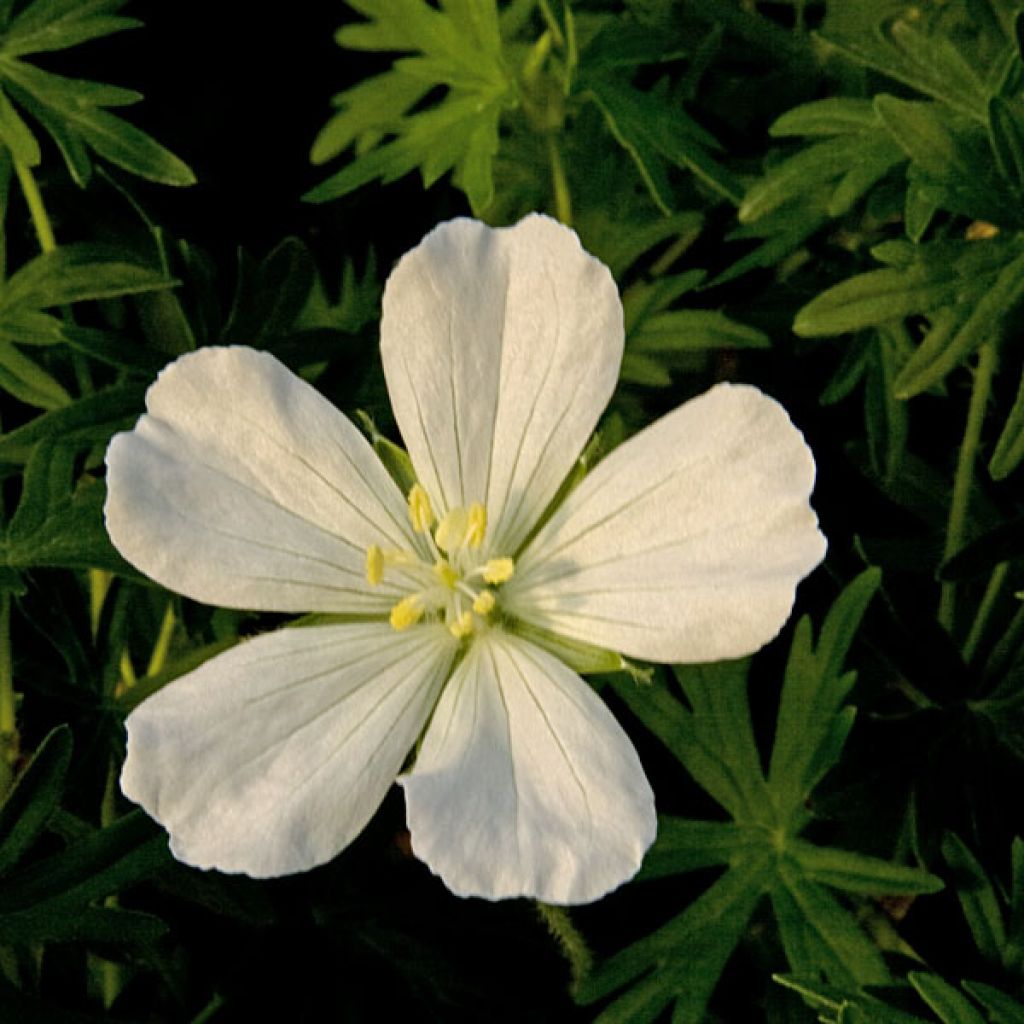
(466, 503), (487, 548)
(449, 610), (474, 639)
(473, 590), (496, 616)
(435, 506), (469, 553)
(407, 484), (435, 534)
(365, 544), (384, 585)
(434, 559), (459, 589)
(482, 557), (515, 584)
(390, 594), (425, 631)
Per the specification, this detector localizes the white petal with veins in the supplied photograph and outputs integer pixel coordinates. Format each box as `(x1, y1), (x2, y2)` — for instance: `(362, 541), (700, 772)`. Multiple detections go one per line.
(401, 630), (656, 904)
(506, 383), (826, 663)
(105, 347), (416, 613)
(121, 622), (455, 877)
(380, 215), (623, 555)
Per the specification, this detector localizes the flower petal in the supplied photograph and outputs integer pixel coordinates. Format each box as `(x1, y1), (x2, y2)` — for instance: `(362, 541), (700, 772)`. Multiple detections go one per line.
(505, 383), (826, 662)
(380, 215), (623, 554)
(121, 622), (455, 877)
(105, 347), (416, 613)
(401, 630), (655, 904)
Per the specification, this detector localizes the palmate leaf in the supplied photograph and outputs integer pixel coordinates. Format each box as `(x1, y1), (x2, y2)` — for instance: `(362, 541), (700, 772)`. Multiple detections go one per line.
(0, 243), (176, 408)
(576, 570), (944, 1023)
(874, 94), (1019, 227)
(776, 971), (1024, 1024)
(818, 0), (1008, 122)
(0, 437), (137, 587)
(0, 0), (193, 186)
(740, 98), (905, 228)
(794, 235), (1024, 400)
(580, 71), (743, 212)
(306, 0), (515, 213)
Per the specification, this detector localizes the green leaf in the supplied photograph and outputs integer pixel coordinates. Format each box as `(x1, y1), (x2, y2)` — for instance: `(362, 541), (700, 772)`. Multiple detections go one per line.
(221, 237), (317, 346)
(0, 725), (71, 877)
(629, 309), (770, 354)
(0, 810), (170, 915)
(674, 659), (773, 825)
(865, 327), (909, 485)
(0, 382), (143, 463)
(638, 818), (755, 880)
(795, 267), (964, 338)
(819, 8), (991, 120)
(768, 569), (880, 822)
(771, 872), (889, 987)
(942, 833), (1006, 964)
(0, 81), (37, 164)
(770, 97), (881, 137)
(740, 134), (900, 224)
(790, 839), (943, 896)
(989, 96), (1024, 197)
(908, 973), (987, 1024)
(56, 104), (195, 185)
(990, 361), (1024, 479)
(774, 974), (930, 1024)
(307, 0), (512, 213)
(1, 439), (135, 575)
(0, 244), (176, 309)
(1, 0), (139, 58)
(583, 72), (743, 211)
(0, 0), (193, 187)
(962, 981), (1024, 1024)
(576, 852), (773, 1024)
(875, 94), (1014, 225)
(0, 341), (68, 408)
(895, 247), (1024, 397)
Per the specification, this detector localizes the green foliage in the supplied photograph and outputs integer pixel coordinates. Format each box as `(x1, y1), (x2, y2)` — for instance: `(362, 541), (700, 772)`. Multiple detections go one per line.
(776, 970), (1024, 1024)
(0, 0), (193, 185)
(306, 0), (515, 212)
(575, 571), (943, 1023)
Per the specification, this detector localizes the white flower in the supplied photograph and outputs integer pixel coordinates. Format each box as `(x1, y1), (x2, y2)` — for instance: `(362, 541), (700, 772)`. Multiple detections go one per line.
(104, 214), (825, 905)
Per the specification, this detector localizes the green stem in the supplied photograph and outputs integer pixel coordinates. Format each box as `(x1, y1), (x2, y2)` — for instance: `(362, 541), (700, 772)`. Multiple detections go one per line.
(547, 134), (572, 227)
(536, 902), (592, 991)
(13, 159), (93, 394)
(0, 592), (15, 801)
(536, 0), (566, 50)
(13, 160), (56, 254)
(146, 601), (176, 677)
(939, 343), (997, 633)
(963, 561), (1008, 664)
(98, 760), (122, 1008)
(190, 992), (226, 1024)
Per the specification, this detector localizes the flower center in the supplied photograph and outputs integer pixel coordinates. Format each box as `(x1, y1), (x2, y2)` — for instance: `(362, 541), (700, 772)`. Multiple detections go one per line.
(366, 483), (515, 640)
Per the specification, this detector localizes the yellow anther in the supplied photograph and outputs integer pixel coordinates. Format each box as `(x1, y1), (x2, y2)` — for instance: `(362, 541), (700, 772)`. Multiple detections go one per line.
(389, 595), (425, 631)
(433, 559), (459, 589)
(473, 589), (496, 616)
(366, 545), (384, 586)
(407, 483), (435, 534)
(482, 557), (515, 585)
(449, 610), (474, 639)
(466, 503), (487, 548)
(434, 506), (469, 552)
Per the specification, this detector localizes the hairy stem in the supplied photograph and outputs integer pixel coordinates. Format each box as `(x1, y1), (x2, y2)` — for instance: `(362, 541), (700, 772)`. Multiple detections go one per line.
(536, 901), (592, 991)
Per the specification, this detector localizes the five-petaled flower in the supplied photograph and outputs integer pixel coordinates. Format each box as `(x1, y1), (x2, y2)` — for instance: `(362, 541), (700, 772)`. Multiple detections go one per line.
(105, 215), (826, 905)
